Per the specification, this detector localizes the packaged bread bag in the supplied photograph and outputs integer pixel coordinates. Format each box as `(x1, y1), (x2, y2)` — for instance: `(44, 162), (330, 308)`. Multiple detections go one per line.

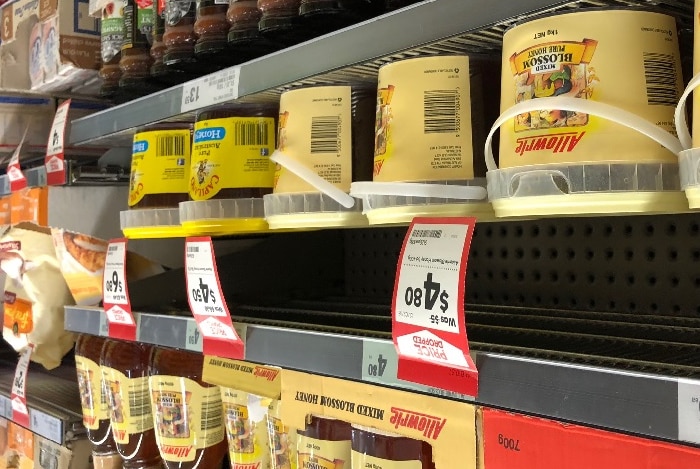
(51, 229), (165, 306)
(0, 223), (76, 370)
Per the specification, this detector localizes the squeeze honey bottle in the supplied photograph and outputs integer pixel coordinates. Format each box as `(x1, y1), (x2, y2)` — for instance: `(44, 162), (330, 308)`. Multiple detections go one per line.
(101, 340), (163, 469)
(75, 335), (121, 469)
(351, 425), (434, 469)
(297, 416), (351, 469)
(149, 348), (227, 469)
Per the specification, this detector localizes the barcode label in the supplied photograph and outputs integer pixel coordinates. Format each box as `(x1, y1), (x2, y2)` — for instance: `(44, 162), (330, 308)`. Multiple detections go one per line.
(234, 121), (270, 146)
(200, 399), (222, 431)
(310, 116), (341, 154)
(643, 52), (678, 106)
(187, 246), (200, 253)
(157, 135), (186, 157)
(412, 229), (443, 239)
(128, 385), (151, 417)
(424, 90), (459, 133)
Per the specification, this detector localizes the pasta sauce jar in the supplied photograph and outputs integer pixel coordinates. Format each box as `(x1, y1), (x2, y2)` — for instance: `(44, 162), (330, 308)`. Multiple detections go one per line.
(149, 348), (227, 469)
(163, 0), (198, 66)
(120, 0), (154, 89)
(99, 0), (126, 97)
(101, 341), (162, 469)
(75, 335), (121, 469)
(189, 104), (278, 201)
(194, 0), (230, 58)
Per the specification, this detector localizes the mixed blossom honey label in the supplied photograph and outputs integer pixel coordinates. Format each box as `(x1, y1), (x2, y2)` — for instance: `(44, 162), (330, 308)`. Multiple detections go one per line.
(101, 367), (154, 444)
(499, 9), (683, 168)
(75, 355), (109, 430)
(149, 375), (225, 462)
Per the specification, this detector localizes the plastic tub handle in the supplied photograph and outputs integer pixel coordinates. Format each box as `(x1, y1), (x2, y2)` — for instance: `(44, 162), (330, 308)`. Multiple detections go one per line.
(485, 97), (683, 172)
(674, 72), (700, 150)
(270, 150), (355, 209)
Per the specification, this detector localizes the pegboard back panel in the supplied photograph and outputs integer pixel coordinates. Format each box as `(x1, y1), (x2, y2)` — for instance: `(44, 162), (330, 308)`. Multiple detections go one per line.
(344, 213), (700, 316)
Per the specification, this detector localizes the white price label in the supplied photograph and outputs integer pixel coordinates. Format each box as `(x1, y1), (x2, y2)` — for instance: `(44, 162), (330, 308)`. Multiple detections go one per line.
(11, 398), (27, 416)
(185, 237), (244, 359)
(105, 305), (135, 325)
(180, 67), (240, 114)
(103, 242), (127, 305)
(678, 378), (700, 444)
(11, 346), (32, 399)
(362, 340), (473, 400)
(186, 241), (227, 318)
(6, 165), (24, 183)
(46, 100), (70, 157)
(395, 223), (468, 333)
(198, 317), (237, 340)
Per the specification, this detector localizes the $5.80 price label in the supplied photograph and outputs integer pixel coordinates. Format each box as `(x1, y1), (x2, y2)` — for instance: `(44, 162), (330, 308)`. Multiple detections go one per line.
(102, 239), (136, 341)
(185, 237), (244, 360)
(392, 217), (478, 397)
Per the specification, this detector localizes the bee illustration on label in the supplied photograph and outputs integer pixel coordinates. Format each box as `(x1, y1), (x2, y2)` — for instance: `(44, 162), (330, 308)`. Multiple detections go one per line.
(510, 38), (599, 132)
(196, 159), (209, 185)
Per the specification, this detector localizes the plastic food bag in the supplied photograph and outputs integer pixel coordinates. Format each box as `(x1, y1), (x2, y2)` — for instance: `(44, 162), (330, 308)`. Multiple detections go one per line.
(51, 228), (165, 307)
(0, 223), (76, 370)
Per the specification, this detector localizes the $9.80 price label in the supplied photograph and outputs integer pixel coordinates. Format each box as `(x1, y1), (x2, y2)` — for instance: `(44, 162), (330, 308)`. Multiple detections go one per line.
(392, 217), (478, 397)
(102, 239), (136, 341)
(185, 237), (244, 360)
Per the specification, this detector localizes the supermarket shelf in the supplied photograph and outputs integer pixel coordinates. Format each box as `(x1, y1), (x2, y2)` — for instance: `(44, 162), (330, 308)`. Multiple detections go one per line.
(0, 366), (84, 445)
(68, 0), (606, 147)
(64, 305), (696, 446)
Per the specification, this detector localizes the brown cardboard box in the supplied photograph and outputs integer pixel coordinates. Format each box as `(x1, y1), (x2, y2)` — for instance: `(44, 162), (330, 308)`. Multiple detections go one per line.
(0, 0), (101, 94)
(281, 369), (478, 469)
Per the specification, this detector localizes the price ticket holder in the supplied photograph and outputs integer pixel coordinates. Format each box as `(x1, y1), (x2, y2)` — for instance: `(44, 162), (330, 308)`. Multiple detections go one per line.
(44, 99), (71, 186)
(102, 239), (136, 340)
(185, 237), (244, 359)
(11, 344), (33, 428)
(7, 127), (28, 193)
(392, 217), (478, 397)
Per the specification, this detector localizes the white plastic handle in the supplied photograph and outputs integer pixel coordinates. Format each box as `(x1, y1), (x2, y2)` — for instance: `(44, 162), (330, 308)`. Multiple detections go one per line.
(270, 150), (355, 208)
(674, 72), (700, 150)
(350, 181), (487, 200)
(485, 97), (683, 172)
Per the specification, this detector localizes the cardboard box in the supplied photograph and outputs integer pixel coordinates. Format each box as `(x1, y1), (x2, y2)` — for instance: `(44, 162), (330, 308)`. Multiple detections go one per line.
(0, 0), (101, 94)
(481, 408), (700, 468)
(203, 356), (282, 399)
(282, 369), (478, 469)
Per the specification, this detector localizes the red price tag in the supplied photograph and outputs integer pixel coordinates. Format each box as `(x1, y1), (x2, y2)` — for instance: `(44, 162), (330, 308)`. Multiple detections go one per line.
(7, 128), (28, 192)
(45, 99), (71, 186)
(11, 345), (33, 428)
(392, 217), (478, 397)
(185, 237), (244, 359)
(102, 239), (136, 340)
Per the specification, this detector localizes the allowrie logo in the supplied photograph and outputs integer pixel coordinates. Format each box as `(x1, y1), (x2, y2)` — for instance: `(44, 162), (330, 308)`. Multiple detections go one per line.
(253, 366), (279, 381)
(389, 407), (447, 440)
(514, 131), (586, 156)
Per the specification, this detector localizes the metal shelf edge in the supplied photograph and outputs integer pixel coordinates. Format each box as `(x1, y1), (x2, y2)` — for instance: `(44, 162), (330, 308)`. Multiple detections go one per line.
(64, 305), (697, 446)
(0, 390), (72, 445)
(68, 0), (568, 145)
